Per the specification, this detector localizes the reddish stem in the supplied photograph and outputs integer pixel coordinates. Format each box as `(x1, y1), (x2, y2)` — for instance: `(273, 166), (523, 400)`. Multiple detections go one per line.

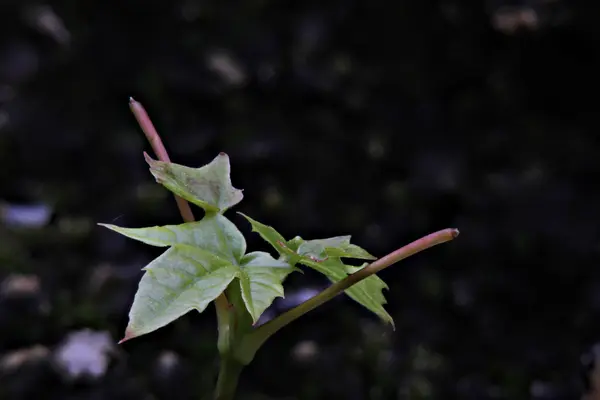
(129, 97), (195, 223)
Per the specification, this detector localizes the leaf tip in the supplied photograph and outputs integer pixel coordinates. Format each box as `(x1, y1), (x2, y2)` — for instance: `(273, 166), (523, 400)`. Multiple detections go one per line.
(237, 212), (253, 227)
(97, 223), (116, 231)
(118, 328), (136, 344)
(143, 151), (155, 165)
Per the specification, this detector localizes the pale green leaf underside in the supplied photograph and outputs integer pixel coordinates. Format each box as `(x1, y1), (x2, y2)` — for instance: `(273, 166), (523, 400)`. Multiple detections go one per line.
(99, 213), (246, 264)
(238, 213), (297, 258)
(101, 215), (296, 337)
(296, 241), (327, 261)
(239, 251), (296, 323)
(297, 236), (376, 260)
(125, 244), (238, 339)
(145, 153), (243, 213)
(286, 236), (304, 252)
(242, 215), (393, 327)
(300, 257), (394, 328)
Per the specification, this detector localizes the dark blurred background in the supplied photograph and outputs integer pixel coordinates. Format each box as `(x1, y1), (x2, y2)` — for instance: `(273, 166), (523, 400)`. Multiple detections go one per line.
(1, 0), (600, 399)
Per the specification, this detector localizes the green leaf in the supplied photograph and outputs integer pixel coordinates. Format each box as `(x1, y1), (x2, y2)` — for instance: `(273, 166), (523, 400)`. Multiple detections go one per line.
(238, 251), (296, 323)
(296, 236), (376, 261)
(99, 213), (246, 264)
(238, 213), (297, 258)
(296, 241), (327, 261)
(309, 236), (377, 260)
(121, 244), (239, 341)
(144, 152), (243, 213)
(301, 257), (394, 328)
(286, 236), (304, 252)
(240, 214), (392, 327)
(102, 214), (298, 336)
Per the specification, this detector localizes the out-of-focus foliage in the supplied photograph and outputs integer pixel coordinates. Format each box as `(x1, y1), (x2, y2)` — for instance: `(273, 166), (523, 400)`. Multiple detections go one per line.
(0, 0), (599, 398)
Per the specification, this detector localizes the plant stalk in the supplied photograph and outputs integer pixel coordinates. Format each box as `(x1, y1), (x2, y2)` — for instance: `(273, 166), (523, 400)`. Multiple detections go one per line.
(214, 357), (244, 400)
(130, 98), (247, 399)
(238, 228), (459, 362)
(129, 97), (195, 222)
(129, 97), (231, 313)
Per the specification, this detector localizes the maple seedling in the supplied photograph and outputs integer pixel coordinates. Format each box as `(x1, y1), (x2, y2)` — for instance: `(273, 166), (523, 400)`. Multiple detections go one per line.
(100, 98), (459, 400)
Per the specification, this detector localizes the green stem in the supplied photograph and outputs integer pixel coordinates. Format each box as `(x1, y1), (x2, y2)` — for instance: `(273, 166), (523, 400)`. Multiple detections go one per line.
(214, 286), (253, 399)
(216, 302), (233, 356)
(214, 357), (244, 400)
(238, 228), (459, 362)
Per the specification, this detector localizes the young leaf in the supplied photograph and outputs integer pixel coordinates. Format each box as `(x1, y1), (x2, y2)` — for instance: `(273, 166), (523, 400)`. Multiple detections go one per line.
(102, 214), (297, 335)
(144, 152), (243, 213)
(99, 213), (246, 264)
(300, 236), (377, 260)
(238, 213), (297, 258)
(121, 244), (239, 342)
(286, 236), (304, 252)
(296, 241), (327, 261)
(301, 257), (394, 328)
(342, 264), (393, 326)
(241, 214), (393, 327)
(240, 214), (375, 262)
(237, 251), (297, 323)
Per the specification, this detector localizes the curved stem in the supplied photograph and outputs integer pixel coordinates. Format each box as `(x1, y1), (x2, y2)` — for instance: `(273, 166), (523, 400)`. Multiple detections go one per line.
(129, 97), (230, 312)
(238, 228), (459, 362)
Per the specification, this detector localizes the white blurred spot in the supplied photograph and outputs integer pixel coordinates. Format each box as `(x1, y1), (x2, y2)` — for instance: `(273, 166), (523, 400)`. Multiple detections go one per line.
(1, 202), (52, 228)
(23, 5), (71, 46)
(492, 7), (539, 34)
(53, 330), (114, 381)
(0, 345), (49, 372)
(206, 51), (247, 87)
(0, 274), (40, 298)
(292, 340), (318, 363)
(156, 350), (179, 377)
